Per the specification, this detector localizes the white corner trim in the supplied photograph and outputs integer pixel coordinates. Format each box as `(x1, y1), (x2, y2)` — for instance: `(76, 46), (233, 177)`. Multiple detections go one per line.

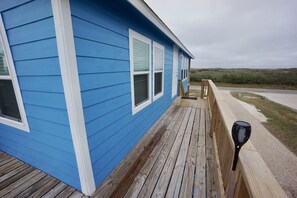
(51, 0), (96, 195)
(0, 15), (29, 132)
(127, 0), (194, 59)
(129, 29), (152, 115)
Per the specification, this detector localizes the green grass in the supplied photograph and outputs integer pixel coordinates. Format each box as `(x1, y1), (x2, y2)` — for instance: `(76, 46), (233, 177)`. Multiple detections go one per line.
(190, 68), (297, 89)
(231, 92), (297, 155)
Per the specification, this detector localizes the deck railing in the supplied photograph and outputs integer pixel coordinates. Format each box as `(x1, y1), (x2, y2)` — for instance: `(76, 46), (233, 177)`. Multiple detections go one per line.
(202, 79), (287, 198)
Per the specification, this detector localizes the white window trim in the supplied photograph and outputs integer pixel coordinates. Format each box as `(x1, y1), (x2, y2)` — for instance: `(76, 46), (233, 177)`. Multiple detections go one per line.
(52, 0), (95, 195)
(129, 29), (152, 115)
(0, 15), (29, 132)
(181, 54), (188, 81)
(152, 41), (164, 101)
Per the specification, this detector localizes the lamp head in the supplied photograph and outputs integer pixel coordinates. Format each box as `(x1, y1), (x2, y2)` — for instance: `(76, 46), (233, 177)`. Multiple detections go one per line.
(232, 121), (251, 148)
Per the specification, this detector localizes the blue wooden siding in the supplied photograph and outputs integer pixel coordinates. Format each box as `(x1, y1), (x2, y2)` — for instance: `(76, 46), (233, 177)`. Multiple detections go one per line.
(0, 0), (80, 190)
(70, 0), (178, 187)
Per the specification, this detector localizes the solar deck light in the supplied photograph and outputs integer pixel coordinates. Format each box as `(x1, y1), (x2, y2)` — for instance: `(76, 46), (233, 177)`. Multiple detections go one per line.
(231, 121), (251, 171)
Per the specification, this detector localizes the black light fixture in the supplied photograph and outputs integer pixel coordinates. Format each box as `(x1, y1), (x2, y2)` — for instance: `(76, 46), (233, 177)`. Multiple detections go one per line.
(231, 121), (251, 171)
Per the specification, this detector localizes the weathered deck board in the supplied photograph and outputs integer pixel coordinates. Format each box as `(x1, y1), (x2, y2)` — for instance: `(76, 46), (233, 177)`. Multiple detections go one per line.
(95, 98), (219, 198)
(0, 152), (83, 198)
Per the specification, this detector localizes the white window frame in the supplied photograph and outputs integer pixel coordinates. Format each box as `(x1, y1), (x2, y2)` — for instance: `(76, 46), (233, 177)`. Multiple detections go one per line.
(0, 15), (29, 132)
(181, 54), (188, 80)
(152, 41), (164, 101)
(129, 29), (152, 115)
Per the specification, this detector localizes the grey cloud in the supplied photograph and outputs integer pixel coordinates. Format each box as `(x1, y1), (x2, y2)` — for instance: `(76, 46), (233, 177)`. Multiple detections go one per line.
(145, 0), (297, 68)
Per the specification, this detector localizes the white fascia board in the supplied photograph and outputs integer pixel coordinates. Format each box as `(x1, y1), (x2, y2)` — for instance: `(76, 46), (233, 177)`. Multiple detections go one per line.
(51, 0), (96, 195)
(127, 0), (194, 59)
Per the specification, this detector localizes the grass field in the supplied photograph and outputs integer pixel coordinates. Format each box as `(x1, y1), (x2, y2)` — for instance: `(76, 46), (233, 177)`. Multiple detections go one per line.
(231, 92), (297, 155)
(190, 68), (297, 89)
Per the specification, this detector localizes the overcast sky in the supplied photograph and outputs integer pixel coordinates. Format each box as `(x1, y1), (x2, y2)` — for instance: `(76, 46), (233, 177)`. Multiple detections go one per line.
(145, 0), (297, 69)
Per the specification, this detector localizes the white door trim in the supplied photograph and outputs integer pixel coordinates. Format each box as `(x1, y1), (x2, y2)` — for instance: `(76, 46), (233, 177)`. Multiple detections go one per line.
(51, 0), (96, 195)
(172, 45), (178, 98)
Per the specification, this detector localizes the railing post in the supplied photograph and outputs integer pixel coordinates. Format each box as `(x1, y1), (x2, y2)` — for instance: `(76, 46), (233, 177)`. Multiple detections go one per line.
(200, 79), (209, 99)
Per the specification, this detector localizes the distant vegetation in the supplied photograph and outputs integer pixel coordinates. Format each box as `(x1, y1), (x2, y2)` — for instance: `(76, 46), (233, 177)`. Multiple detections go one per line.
(190, 68), (297, 89)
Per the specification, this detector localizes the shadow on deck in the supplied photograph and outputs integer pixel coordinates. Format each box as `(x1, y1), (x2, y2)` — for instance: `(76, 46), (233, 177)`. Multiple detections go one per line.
(94, 98), (220, 197)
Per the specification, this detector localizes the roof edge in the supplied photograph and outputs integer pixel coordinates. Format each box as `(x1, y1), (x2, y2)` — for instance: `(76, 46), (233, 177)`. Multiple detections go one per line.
(127, 0), (195, 59)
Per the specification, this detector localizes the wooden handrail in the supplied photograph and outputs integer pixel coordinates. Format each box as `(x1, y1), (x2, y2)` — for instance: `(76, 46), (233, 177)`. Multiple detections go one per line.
(202, 80), (287, 198)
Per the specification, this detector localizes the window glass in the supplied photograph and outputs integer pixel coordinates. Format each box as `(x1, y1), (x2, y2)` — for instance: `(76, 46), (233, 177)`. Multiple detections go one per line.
(0, 80), (21, 121)
(154, 72), (162, 95)
(0, 42), (9, 75)
(133, 38), (149, 71)
(134, 74), (148, 106)
(154, 47), (163, 70)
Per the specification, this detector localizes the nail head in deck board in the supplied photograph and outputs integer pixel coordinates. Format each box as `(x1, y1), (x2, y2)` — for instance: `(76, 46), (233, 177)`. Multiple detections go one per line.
(0, 164), (29, 183)
(151, 108), (192, 198)
(179, 108), (201, 198)
(137, 107), (189, 198)
(0, 166), (35, 190)
(1, 171), (45, 198)
(166, 108), (196, 198)
(41, 182), (68, 198)
(55, 186), (76, 198)
(93, 105), (178, 198)
(124, 107), (185, 198)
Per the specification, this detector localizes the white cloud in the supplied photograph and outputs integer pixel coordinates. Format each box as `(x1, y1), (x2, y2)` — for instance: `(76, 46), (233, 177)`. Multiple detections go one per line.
(145, 0), (297, 68)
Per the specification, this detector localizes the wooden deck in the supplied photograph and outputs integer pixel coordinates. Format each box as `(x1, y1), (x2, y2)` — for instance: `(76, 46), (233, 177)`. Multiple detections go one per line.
(94, 98), (220, 198)
(0, 151), (85, 198)
(0, 98), (219, 198)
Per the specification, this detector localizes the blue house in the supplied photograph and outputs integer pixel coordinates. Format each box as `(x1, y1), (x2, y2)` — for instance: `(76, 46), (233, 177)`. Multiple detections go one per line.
(0, 0), (193, 195)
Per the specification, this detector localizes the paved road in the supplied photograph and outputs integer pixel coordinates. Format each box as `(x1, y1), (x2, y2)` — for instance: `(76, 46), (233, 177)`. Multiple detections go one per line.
(191, 85), (297, 110)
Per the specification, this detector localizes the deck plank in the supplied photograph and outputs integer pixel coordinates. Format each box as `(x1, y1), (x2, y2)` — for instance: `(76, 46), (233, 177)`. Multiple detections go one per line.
(1, 171), (45, 198)
(0, 155), (13, 167)
(0, 166), (35, 190)
(165, 108), (196, 198)
(29, 177), (60, 198)
(150, 108), (192, 198)
(137, 108), (190, 198)
(194, 109), (206, 198)
(93, 105), (178, 198)
(42, 182), (68, 198)
(0, 164), (29, 183)
(123, 107), (185, 198)
(179, 108), (201, 197)
(55, 186), (76, 198)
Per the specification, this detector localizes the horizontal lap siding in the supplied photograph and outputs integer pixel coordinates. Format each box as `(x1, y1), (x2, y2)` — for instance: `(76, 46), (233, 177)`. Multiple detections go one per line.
(70, 0), (175, 187)
(0, 0), (80, 190)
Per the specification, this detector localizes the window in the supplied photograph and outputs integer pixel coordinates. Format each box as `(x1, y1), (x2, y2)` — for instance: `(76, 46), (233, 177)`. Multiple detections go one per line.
(181, 55), (189, 80)
(0, 16), (29, 131)
(129, 29), (152, 115)
(153, 42), (164, 101)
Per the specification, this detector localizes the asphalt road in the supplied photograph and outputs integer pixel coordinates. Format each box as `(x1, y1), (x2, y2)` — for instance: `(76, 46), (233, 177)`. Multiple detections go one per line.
(191, 85), (297, 110)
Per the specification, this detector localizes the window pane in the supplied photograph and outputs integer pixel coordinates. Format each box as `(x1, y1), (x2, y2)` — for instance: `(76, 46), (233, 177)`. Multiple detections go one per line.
(154, 72), (162, 95)
(154, 47), (163, 71)
(133, 38), (149, 72)
(134, 74), (148, 106)
(0, 40), (9, 75)
(0, 80), (21, 121)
